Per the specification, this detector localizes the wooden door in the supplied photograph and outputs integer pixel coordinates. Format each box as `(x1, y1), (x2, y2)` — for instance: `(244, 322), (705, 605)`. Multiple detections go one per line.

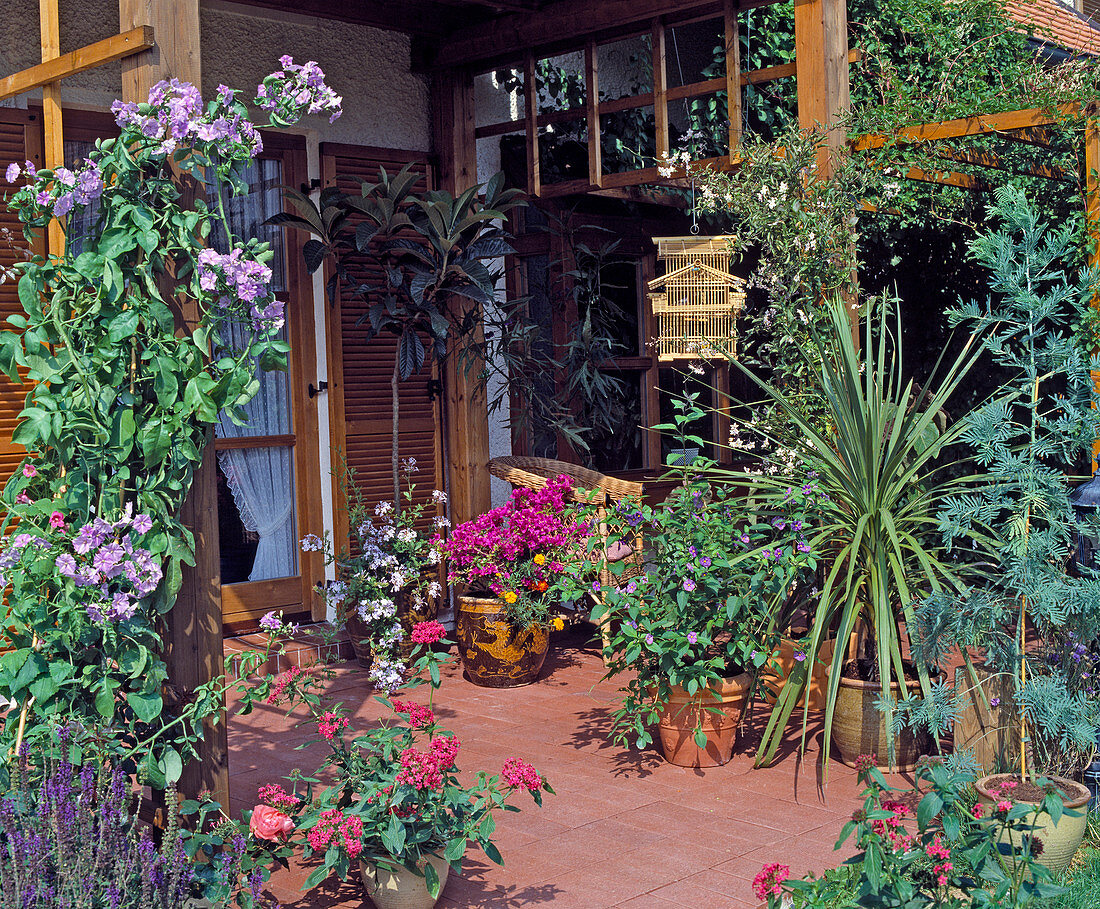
(212, 136), (324, 630)
(320, 143), (445, 547)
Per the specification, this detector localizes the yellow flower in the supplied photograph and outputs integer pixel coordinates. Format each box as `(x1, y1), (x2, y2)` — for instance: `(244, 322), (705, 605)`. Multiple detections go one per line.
(533, 554), (546, 566)
(503, 591), (518, 604)
(551, 616), (565, 631)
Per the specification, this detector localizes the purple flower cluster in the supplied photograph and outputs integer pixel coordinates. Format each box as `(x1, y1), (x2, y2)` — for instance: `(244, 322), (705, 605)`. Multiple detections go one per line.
(5, 158), (103, 220)
(111, 77), (262, 159)
(196, 247), (283, 332)
(2, 509), (162, 624)
(0, 737), (194, 907)
(256, 55), (343, 125)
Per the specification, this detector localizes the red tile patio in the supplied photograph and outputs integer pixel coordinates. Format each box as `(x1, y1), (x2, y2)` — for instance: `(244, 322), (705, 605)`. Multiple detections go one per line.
(227, 626), (904, 909)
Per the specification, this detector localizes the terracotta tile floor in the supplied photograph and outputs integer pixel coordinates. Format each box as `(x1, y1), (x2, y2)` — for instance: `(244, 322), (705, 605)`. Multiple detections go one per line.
(228, 627), (904, 909)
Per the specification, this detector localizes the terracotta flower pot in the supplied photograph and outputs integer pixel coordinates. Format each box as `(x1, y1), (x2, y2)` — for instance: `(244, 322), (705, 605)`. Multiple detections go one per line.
(975, 773), (1090, 874)
(829, 668), (929, 772)
(456, 596), (549, 688)
(344, 589), (441, 668)
(655, 672), (752, 767)
(360, 853), (451, 909)
(344, 611), (374, 668)
(763, 637), (836, 710)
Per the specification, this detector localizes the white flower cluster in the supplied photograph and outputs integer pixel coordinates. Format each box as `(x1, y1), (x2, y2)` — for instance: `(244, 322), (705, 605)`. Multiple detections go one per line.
(324, 579), (348, 605)
(431, 489), (447, 505)
(356, 597), (396, 622)
(377, 620), (405, 648)
(369, 655), (405, 694)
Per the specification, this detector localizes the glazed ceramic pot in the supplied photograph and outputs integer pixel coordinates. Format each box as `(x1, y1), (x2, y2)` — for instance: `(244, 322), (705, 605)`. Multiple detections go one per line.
(975, 773), (1090, 874)
(360, 853), (450, 909)
(655, 672), (753, 767)
(344, 588), (441, 668)
(456, 595), (549, 688)
(344, 611), (374, 668)
(829, 668), (929, 772)
(762, 637), (837, 710)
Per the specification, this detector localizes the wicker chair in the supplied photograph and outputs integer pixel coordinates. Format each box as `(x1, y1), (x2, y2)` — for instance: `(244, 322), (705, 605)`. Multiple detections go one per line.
(487, 456), (645, 659)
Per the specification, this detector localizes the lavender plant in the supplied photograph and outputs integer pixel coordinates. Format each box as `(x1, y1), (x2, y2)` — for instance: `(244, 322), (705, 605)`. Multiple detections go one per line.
(0, 732), (193, 908)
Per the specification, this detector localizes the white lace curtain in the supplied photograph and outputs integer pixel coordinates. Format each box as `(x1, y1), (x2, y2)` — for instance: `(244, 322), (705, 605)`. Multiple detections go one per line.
(212, 159), (297, 582)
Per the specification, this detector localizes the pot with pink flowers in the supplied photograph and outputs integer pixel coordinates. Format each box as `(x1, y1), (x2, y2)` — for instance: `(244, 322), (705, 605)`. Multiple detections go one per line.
(440, 475), (592, 688)
(253, 622), (554, 908)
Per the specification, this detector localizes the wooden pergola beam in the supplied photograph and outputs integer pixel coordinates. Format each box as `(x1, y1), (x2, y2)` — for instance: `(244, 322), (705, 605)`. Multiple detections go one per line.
(0, 26), (154, 101)
(931, 144), (1072, 182)
(854, 104), (1082, 151)
(39, 0), (63, 255)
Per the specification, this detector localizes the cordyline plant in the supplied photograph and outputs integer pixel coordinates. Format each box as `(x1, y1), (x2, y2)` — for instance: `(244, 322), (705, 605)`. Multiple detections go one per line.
(0, 58), (341, 787)
(274, 167), (524, 510)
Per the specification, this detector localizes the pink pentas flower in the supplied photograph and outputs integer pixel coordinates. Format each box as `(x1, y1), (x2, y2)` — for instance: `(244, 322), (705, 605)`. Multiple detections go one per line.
(340, 815), (363, 859)
(752, 862), (790, 901)
(257, 783), (298, 812)
(410, 620), (447, 645)
(501, 757), (542, 791)
(396, 746), (445, 790)
(391, 699), (435, 728)
(317, 710), (348, 740)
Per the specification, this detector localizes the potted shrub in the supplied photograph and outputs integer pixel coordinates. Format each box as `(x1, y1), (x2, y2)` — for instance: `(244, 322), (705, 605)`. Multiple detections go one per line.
(914, 186), (1100, 872)
(719, 292), (983, 771)
(256, 623), (553, 907)
(595, 398), (819, 767)
(301, 460), (446, 684)
(440, 475), (591, 687)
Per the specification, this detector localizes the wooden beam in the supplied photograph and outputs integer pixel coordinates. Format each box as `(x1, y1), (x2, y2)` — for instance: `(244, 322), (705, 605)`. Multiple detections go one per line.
(119, 0), (228, 811)
(652, 19), (669, 161)
(724, 0), (741, 154)
(853, 105), (1080, 151)
(931, 144), (1072, 182)
(40, 0), (63, 256)
(222, 0), (469, 37)
(584, 40), (602, 187)
(431, 0), (722, 70)
(0, 27), (154, 101)
(523, 53), (540, 197)
(904, 165), (984, 190)
(1087, 119), (1100, 274)
(432, 67), (491, 526)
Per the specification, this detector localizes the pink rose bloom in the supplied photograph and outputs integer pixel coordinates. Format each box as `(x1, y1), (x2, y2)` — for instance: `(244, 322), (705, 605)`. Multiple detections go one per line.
(250, 804), (294, 841)
(22, 463), (36, 478)
(49, 511), (65, 530)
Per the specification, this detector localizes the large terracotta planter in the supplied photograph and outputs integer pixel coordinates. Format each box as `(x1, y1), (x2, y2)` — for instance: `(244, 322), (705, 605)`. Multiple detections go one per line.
(829, 668), (929, 772)
(763, 637), (837, 710)
(456, 596), (549, 688)
(344, 611), (374, 668)
(656, 672), (752, 767)
(975, 774), (1090, 874)
(344, 588), (441, 668)
(360, 853), (450, 909)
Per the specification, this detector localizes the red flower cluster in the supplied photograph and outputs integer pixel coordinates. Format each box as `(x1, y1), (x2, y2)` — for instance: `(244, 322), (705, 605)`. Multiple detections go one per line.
(395, 736), (460, 790)
(853, 753), (878, 773)
(925, 834), (953, 886)
(990, 778), (1018, 813)
(266, 665), (302, 704)
(257, 782), (299, 812)
(752, 862), (790, 901)
(307, 807), (363, 858)
(410, 620), (447, 645)
(500, 758), (542, 791)
(318, 710), (349, 740)
(873, 800), (915, 854)
(392, 699), (435, 728)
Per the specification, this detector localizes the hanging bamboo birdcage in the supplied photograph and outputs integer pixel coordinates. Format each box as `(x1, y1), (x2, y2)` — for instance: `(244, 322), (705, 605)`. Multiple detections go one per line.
(648, 236), (746, 361)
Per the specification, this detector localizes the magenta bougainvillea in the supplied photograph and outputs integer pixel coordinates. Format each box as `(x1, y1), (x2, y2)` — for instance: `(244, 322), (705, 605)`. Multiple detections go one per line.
(440, 475), (590, 625)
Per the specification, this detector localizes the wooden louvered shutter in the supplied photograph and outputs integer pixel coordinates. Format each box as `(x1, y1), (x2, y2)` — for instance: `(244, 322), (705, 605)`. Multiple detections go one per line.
(320, 144), (445, 545)
(0, 111), (43, 494)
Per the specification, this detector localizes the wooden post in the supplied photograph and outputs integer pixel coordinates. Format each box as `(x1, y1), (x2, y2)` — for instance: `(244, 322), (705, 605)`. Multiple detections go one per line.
(724, 0), (741, 155)
(584, 40), (602, 189)
(793, 0), (850, 170)
(523, 53), (540, 197)
(432, 67), (491, 526)
(652, 20), (669, 161)
(39, 0), (64, 256)
(119, 0), (228, 810)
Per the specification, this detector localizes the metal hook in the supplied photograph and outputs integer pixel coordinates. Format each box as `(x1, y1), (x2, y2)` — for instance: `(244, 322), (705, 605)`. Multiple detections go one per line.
(690, 177), (700, 235)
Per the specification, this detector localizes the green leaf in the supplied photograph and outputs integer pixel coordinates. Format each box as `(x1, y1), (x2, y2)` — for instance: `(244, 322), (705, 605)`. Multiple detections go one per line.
(107, 309), (141, 343)
(127, 689), (163, 723)
(161, 748), (183, 784)
(424, 861), (440, 897)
